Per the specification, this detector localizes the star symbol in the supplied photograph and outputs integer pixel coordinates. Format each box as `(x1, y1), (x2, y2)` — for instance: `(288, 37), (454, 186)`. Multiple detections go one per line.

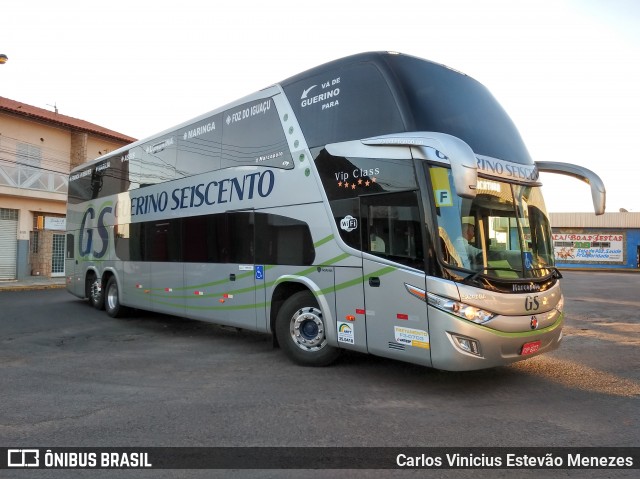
(365, 180), (370, 187)
(371, 177), (377, 183)
(338, 181), (343, 187)
(344, 182), (350, 188)
(358, 179), (363, 185)
(351, 184), (356, 190)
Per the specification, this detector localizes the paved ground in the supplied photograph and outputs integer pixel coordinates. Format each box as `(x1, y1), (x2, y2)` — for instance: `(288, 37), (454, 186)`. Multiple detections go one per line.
(0, 271), (638, 478)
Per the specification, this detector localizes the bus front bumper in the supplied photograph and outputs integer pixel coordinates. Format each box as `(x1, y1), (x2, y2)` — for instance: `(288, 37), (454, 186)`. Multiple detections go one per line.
(428, 309), (564, 371)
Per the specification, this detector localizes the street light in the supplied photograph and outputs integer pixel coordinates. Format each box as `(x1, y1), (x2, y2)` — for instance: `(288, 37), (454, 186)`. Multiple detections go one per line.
(0, 54), (8, 64)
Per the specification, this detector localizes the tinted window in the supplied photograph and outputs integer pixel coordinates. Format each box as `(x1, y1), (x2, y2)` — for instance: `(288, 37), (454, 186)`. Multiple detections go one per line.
(386, 54), (532, 164)
(177, 114), (222, 177)
(70, 97), (290, 205)
(68, 156), (130, 204)
(114, 212), (314, 266)
(126, 145), (146, 191)
(361, 191), (424, 269)
(314, 149), (417, 201)
(147, 220), (181, 262)
(138, 136), (178, 187)
(117, 220), (181, 262)
(182, 215), (222, 263)
(222, 98), (293, 170)
(282, 60), (405, 148)
(68, 168), (93, 204)
(66, 233), (74, 259)
(118, 223), (145, 261)
(255, 214), (315, 265)
(282, 52), (532, 164)
(314, 150), (418, 253)
(114, 224), (132, 260)
(94, 158), (130, 198)
(226, 213), (254, 264)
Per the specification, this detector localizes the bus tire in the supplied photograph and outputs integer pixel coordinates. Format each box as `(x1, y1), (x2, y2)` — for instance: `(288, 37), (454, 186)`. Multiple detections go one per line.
(275, 290), (340, 367)
(104, 276), (129, 318)
(88, 275), (105, 310)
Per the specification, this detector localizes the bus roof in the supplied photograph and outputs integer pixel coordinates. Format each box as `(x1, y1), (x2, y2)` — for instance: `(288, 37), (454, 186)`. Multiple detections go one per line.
(72, 51), (533, 175)
(281, 51), (532, 165)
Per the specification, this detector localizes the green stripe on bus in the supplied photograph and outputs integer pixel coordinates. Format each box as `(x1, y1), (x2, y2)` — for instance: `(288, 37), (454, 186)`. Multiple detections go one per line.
(313, 234), (334, 248)
(138, 254), (386, 309)
(149, 299), (272, 312)
(318, 266), (396, 296)
(137, 252), (353, 299)
(461, 313), (564, 338)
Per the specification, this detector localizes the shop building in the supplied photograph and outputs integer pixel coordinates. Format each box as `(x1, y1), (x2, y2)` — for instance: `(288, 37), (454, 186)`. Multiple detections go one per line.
(550, 212), (640, 270)
(0, 96), (135, 280)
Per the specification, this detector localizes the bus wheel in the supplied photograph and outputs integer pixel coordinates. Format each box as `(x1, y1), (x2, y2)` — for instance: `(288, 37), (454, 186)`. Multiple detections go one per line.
(105, 276), (128, 318)
(88, 275), (104, 310)
(275, 290), (340, 367)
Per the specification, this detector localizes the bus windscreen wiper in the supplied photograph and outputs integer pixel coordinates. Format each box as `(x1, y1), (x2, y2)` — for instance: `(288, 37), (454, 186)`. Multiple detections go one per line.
(528, 266), (563, 279)
(464, 267), (523, 283)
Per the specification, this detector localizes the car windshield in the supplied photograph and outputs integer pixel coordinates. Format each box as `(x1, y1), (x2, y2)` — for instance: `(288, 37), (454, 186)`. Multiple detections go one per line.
(429, 165), (555, 279)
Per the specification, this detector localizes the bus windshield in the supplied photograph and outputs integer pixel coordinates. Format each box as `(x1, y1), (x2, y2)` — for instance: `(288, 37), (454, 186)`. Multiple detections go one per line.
(430, 165), (555, 279)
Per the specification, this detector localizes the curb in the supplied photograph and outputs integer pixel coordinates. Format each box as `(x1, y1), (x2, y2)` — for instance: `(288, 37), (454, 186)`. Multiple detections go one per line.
(0, 283), (66, 292)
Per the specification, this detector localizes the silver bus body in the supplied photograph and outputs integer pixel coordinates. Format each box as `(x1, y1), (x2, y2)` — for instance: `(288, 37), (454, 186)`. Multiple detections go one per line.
(66, 52), (604, 371)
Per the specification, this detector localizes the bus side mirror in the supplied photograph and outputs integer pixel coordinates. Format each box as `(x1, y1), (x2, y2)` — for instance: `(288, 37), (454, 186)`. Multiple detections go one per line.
(433, 134), (478, 200)
(535, 161), (606, 215)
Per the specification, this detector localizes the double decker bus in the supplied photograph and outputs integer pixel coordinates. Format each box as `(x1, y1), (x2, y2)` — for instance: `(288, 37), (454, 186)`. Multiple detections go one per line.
(66, 52), (605, 371)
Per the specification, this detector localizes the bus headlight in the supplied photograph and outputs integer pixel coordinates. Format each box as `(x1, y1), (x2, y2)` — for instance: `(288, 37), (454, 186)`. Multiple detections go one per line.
(427, 292), (496, 324)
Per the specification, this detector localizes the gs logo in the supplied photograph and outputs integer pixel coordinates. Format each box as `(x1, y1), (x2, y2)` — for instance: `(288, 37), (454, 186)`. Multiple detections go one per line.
(79, 204), (112, 258)
(524, 295), (540, 312)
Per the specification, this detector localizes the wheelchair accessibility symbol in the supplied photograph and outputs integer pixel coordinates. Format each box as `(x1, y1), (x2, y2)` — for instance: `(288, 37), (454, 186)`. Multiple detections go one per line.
(255, 265), (264, 280)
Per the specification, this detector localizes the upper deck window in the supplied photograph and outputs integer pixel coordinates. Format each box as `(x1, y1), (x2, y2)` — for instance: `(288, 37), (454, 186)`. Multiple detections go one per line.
(386, 55), (532, 165)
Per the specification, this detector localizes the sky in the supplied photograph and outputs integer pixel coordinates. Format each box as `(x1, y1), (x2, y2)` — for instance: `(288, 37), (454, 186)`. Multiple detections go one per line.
(2, 0), (639, 213)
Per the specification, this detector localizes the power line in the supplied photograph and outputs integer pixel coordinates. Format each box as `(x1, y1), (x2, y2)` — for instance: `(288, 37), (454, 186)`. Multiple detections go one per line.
(0, 157), (69, 176)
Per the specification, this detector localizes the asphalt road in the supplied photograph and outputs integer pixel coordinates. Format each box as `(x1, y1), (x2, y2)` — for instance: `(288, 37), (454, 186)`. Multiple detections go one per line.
(0, 271), (638, 478)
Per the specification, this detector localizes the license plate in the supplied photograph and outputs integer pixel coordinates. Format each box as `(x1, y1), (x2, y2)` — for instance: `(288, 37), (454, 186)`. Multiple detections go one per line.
(520, 340), (541, 356)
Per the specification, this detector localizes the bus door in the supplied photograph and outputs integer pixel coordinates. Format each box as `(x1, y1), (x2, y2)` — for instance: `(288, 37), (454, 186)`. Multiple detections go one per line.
(220, 211), (261, 330)
(115, 220), (179, 315)
(181, 212), (259, 329)
(65, 232), (81, 296)
(120, 222), (151, 311)
(361, 191), (432, 367)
